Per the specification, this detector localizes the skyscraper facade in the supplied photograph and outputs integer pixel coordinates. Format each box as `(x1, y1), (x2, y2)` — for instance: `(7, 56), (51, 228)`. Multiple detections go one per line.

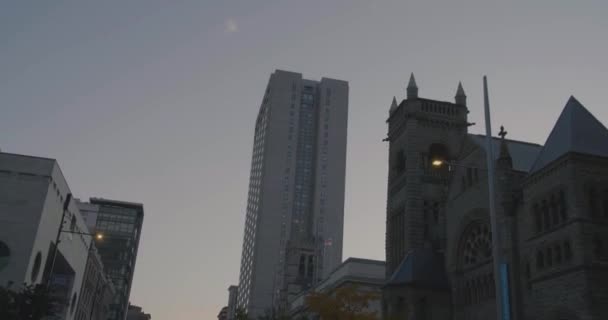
(237, 70), (348, 316)
(78, 198), (144, 320)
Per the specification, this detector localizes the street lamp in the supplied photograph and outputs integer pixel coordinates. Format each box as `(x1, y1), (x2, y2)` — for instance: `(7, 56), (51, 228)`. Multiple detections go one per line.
(46, 226), (105, 318)
(60, 230), (105, 248)
(430, 158), (479, 172)
(51, 229), (104, 275)
(431, 159), (444, 167)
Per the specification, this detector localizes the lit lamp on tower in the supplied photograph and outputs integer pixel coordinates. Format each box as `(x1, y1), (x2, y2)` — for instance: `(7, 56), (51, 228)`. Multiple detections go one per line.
(430, 76), (511, 320)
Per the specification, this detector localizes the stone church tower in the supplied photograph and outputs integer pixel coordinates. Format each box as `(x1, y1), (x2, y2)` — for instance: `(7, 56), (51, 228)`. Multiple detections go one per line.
(384, 74), (470, 318)
(383, 75), (608, 320)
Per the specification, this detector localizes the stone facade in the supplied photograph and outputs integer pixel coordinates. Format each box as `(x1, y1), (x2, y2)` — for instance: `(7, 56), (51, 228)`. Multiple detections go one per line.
(383, 76), (608, 320)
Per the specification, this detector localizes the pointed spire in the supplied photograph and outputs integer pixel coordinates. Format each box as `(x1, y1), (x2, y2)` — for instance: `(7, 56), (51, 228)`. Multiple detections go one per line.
(407, 73), (418, 99)
(389, 96), (398, 113)
(455, 81), (467, 106)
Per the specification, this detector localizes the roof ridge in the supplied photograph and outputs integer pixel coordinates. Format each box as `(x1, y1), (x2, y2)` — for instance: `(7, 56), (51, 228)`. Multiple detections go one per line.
(529, 96), (608, 173)
(0, 152), (57, 162)
(468, 134), (542, 147)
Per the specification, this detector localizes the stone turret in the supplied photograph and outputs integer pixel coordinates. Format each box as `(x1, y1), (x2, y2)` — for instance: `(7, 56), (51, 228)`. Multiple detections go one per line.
(455, 82), (466, 106)
(407, 73), (418, 99)
(389, 96), (398, 114)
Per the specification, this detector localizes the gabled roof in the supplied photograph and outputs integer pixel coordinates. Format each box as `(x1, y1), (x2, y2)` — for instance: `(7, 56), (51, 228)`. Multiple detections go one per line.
(468, 135), (542, 173)
(385, 248), (449, 290)
(530, 96), (608, 173)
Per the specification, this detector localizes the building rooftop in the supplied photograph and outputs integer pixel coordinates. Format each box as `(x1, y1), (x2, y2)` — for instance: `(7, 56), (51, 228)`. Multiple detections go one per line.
(469, 134), (542, 173)
(530, 96), (608, 173)
(90, 197), (144, 209)
(385, 248), (449, 290)
(290, 257), (385, 311)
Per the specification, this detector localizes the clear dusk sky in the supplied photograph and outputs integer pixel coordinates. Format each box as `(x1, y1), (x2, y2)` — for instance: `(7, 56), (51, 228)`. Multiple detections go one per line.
(1, 1), (607, 319)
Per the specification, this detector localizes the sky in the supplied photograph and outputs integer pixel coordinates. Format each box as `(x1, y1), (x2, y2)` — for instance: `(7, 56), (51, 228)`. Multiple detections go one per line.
(1, 1), (607, 319)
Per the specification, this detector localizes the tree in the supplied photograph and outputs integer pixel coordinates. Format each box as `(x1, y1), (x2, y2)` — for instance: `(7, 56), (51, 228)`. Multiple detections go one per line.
(256, 308), (292, 320)
(235, 307), (250, 320)
(0, 283), (58, 320)
(305, 284), (380, 320)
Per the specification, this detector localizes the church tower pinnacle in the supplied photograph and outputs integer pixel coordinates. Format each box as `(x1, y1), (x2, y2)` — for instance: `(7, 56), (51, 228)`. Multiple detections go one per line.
(407, 73), (418, 99)
(455, 81), (467, 106)
(389, 96), (398, 114)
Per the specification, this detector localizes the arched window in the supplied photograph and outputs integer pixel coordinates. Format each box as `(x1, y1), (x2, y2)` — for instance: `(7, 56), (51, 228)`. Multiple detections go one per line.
(428, 143), (449, 168)
(298, 255), (305, 276)
(593, 236), (603, 259)
(542, 200), (550, 229)
(536, 251), (544, 269)
(525, 262), (531, 289)
(393, 149), (406, 173)
(559, 190), (568, 221)
(473, 279), (480, 303)
(564, 241), (573, 261)
(603, 189), (608, 218)
(550, 194), (559, 225)
(459, 221), (492, 268)
(307, 255), (314, 277)
(484, 277), (491, 299)
(588, 186), (598, 218)
(0, 241), (10, 271)
(534, 204), (542, 233)
(489, 273), (495, 296)
(478, 278), (485, 299)
(555, 245), (562, 264)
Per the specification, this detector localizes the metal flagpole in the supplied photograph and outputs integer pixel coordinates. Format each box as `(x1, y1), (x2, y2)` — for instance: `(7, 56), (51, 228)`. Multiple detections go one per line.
(483, 76), (509, 320)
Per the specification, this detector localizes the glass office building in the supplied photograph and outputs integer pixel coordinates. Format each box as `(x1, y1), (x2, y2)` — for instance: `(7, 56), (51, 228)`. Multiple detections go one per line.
(78, 198), (144, 320)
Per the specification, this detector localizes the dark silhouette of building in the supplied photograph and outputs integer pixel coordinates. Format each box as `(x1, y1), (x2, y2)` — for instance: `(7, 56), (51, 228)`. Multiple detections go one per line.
(127, 304), (151, 320)
(384, 74), (608, 319)
(217, 306), (228, 320)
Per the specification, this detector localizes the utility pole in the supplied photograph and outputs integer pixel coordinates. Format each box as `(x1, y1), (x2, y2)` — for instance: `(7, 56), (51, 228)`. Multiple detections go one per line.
(46, 193), (72, 289)
(483, 76), (510, 320)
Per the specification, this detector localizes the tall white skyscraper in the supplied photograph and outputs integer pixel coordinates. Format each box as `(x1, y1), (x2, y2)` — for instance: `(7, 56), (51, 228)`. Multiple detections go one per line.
(237, 70), (348, 316)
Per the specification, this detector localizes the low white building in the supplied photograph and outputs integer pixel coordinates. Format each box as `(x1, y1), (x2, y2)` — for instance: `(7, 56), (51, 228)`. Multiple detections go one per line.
(0, 152), (91, 320)
(289, 258), (385, 319)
